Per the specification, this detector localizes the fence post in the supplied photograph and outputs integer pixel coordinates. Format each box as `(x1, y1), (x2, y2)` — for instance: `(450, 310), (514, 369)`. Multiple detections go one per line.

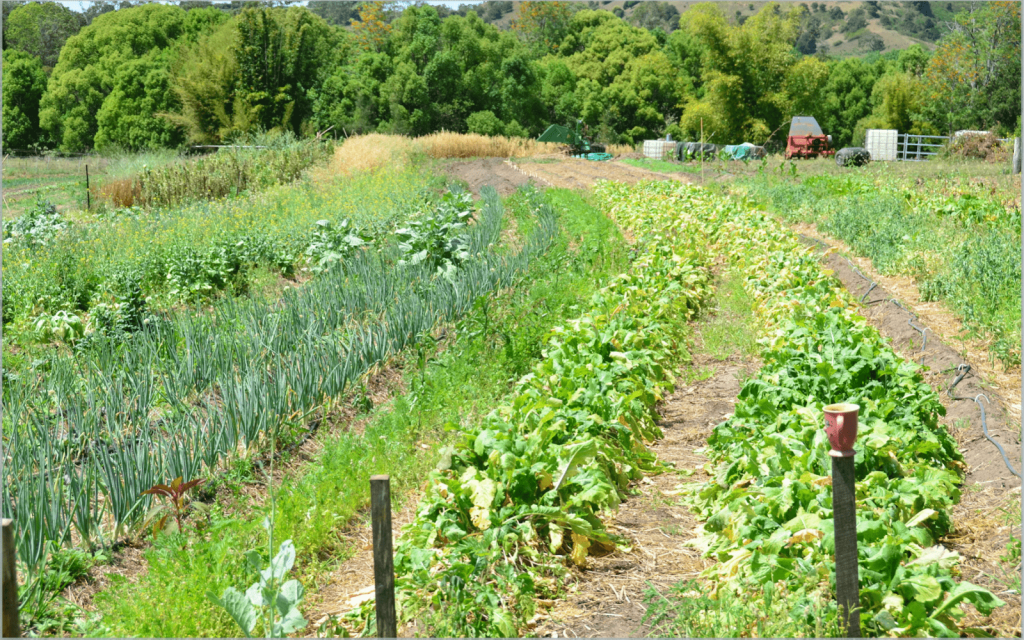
(901, 133), (908, 162)
(3, 519), (20, 639)
(85, 165), (91, 211)
(1013, 138), (1020, 175)
(370, 476), (397, 638)
(824, 404), (861, 638)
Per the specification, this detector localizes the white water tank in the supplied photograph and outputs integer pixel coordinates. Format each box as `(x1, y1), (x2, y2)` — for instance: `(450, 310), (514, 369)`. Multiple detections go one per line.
(643, 140), (675, 160)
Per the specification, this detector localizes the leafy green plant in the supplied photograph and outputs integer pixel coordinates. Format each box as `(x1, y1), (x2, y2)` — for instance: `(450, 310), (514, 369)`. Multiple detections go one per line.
(207, 536), (307, 638)
(32, 309), (84, 343)
(303, 218), (371, 273)
(2, 198), (68, 247)
(396, 189), (474, 279)
(644, 580), (840, 637)
(596, 179), (1007, 638)
(141, 476), (206, 539)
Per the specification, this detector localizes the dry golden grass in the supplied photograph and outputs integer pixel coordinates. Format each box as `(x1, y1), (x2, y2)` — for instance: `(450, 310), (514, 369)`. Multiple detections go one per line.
(320, 134), (417, 178)
(418, 132), (563, 159)
(99, 178), (142, 208)
(320, 133), (639, 178)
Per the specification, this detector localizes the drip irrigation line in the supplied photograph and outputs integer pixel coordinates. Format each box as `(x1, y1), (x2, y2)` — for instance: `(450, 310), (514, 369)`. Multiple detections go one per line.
(889, 298), (918, 320)
(860, 282), (877, 304)
(974, 394), (1022, 480)
(946, 366), (1022, 480)
(907, 319), (928, 365)
(947, 363), (971, 399)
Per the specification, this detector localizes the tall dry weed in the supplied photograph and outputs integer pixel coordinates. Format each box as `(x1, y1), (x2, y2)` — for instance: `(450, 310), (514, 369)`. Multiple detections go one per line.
(100, 178), (142, 208)
(417, 132), (563, 158)
(322, 132), (638, 179)
(324, 134), (416, 177)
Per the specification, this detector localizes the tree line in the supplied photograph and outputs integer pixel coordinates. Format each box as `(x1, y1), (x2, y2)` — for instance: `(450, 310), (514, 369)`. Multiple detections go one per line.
(2, 0), (1019, 154)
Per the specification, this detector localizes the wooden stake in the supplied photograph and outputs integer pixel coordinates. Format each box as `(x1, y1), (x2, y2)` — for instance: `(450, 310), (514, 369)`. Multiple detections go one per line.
(85, 164), (91, 210)
(3, 519), (20, 639)
(370, 476), (397, 638)
(831, 456), (861, 637)
(700, 118), (705, 185)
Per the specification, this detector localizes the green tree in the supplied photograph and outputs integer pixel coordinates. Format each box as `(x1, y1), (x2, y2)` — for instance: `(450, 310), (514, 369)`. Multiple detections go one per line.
(466, 110), (505, 136)
(4, 1), (82, 68)
(539, 9), (685, 144)
(38, 4), (226, 151)
(920, 1), (1020, 134)
(510, 1), (576, 55)
(676, 2), (802, 144)
(167, 5), (337, 143)
(232, 6), (338, 137)
(816, 56), (879, 147)
(2, 49), (48, 150)
(784, 56), (829, 121)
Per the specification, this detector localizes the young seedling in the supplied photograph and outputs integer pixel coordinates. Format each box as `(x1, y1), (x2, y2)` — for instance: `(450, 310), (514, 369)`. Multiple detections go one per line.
(141, 476), (205, 539)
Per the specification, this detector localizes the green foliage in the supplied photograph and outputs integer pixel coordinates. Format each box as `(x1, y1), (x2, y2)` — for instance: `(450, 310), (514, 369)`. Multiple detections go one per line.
(1, 159), (434, 329)
(80, 185), (623, 638)
(37, 3), (228, 151)
(597, 179), (1006, 638)
(2, 49), (49, 150)
(920, 1), (1020, 136)
(395, 185), (712, 636)
(303, 219), (371, 275)
(466, 110), (506, 137)
(2, 197), (67, 248)
(4, 1), (82, 68)
(396, 189), (474, 277)
(676, 2), (802, 145)
(207, 536), (307, 638)
(739, 173), (1021, 368)
(817, 57), (881, 148)
(644, 580), (840, 637)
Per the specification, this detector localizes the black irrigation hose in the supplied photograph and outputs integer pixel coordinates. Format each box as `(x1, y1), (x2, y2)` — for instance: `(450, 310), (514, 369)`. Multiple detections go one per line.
(947, 364), (1022, 480)
(974, 394), (1022, 480)
(860, 282), (878, 304)
(907, 319), (928, 365)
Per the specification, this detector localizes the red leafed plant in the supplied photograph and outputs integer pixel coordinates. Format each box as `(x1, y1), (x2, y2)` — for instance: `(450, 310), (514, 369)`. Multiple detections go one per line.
(141, 476), (205, 538)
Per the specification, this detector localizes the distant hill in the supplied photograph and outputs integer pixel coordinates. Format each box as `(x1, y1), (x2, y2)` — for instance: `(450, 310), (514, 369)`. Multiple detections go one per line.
(306, 0), (965, 56)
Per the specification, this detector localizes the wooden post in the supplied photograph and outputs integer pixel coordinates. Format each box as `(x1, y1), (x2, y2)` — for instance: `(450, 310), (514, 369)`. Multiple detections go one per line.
(700, 118), (705, 185)
(3, 519), (20, 639)
(370, 476), (397, 638)
(831, 457), (861, 637)
(1013, 137), (1020, 175)
(85, 164), (91, 210)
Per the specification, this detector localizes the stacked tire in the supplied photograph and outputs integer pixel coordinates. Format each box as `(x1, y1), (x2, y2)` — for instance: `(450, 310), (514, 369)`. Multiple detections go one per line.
(836, 147), (871, 167)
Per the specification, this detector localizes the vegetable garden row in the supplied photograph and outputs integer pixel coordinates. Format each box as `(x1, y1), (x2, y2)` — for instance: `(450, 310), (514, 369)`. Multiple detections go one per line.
(2, 185), (557, 614)
(376, 181), (1004, 637)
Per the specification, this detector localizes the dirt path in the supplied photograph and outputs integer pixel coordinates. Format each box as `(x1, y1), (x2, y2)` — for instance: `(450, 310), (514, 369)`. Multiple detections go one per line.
(440, 157), (534, 197)
(534, 353), (758, 638)
(515, 157), (692, 191)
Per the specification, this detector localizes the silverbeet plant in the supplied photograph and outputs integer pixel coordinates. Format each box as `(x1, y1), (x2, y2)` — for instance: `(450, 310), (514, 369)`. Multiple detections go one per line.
(396, 189), (474, 280)
(207, 527), (307, 639)
(304, 218), (371, 274)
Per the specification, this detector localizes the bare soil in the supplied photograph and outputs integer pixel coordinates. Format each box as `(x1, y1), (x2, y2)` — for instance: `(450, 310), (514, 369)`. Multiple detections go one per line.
(440, 157), (534, 197)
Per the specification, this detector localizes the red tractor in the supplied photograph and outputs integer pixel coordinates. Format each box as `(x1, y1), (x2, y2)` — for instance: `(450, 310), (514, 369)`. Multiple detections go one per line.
(785, 116), (834, 160)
